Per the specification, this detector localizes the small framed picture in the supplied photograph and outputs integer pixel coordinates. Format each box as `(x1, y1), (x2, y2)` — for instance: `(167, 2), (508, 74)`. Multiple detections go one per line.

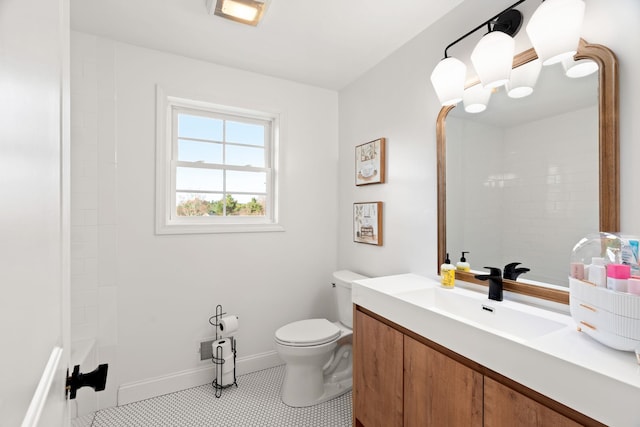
(355, 138), (386, 186)
(353, 202), (383, 246)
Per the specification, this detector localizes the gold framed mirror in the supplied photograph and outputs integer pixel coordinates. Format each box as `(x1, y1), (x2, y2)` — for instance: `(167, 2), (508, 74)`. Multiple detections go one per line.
(437, 39), (619, 304)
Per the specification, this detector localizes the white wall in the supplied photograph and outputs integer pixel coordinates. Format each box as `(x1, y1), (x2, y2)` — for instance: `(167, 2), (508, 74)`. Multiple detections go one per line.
(71, 32), (339, 406)
(338, 0), (640, 280)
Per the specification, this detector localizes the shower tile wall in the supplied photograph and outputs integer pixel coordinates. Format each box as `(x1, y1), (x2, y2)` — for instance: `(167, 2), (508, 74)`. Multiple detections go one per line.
(447, 106), (598, 285)
(71, 32), (119, 410)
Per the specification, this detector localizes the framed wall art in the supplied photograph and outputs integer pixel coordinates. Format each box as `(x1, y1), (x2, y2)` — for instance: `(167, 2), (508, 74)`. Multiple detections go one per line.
(355, 138), (386, 186)
(353, 202), (383, 246)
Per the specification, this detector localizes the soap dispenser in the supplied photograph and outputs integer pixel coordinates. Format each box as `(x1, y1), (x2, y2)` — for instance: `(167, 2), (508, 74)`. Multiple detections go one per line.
(456, 251), (470, 272)
(441, 253), (456, 289)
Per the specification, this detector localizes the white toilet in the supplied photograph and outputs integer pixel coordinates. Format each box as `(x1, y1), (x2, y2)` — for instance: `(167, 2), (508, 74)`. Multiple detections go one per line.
(274, 270), (367, 407)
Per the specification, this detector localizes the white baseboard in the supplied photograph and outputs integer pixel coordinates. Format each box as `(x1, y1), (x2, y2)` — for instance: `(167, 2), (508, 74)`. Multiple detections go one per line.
(117, 350), (283, 406)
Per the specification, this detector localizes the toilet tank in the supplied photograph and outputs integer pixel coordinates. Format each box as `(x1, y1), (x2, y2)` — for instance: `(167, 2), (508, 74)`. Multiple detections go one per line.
(333, 270), (368, 329)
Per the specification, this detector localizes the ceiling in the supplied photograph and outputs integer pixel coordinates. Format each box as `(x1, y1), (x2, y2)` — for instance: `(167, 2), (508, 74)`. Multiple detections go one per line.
(70, 0), (463, 90)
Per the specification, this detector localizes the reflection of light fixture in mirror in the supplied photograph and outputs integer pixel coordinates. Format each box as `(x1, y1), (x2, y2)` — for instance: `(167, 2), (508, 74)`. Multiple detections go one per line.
(430, 57), (467, 106)
(526, 0), (585, 66)
(562, 57), (598, 78)
(506, 59), (541, 98)
(207, 0), (268, 26)
(463, 84), (492, 113)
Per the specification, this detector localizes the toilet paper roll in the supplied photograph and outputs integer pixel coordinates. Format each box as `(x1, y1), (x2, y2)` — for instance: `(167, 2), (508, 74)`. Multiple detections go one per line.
(212, 339), (231, 358)
(221, 354), (235, 373)
(220, 370), (235, 386)
(218, 315), (239, 336)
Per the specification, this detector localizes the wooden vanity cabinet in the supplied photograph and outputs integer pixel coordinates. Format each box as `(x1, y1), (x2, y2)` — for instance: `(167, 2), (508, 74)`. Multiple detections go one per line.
(354, 307), (603, 427)
(484, 377), (581, 427)
(404, 335), (483, 426)
(354, 308), (403, 427)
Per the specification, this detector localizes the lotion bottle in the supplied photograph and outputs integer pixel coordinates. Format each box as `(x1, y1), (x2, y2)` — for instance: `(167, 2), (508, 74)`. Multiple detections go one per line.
(441, 253), (456, 289)
(456, 251), (470, 272)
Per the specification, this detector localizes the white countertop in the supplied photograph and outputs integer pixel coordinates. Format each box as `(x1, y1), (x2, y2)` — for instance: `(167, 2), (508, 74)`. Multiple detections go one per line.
(352, 273), (640, 427)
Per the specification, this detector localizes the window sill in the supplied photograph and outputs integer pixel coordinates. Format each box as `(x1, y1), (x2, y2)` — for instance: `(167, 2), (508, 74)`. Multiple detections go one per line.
(155, 222), (285, 235)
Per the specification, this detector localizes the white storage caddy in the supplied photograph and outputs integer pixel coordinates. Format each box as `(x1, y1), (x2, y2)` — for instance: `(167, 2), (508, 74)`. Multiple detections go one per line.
(570, 277), (640, 351)
(569, 232), (640, 351)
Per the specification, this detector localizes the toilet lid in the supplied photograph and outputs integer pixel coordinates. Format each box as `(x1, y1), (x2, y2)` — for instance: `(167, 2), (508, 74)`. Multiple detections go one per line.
(275, 318), (341, 347)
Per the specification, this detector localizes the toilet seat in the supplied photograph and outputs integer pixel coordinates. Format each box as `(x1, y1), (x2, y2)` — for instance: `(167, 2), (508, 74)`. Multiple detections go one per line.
(275, 318), (341, 347)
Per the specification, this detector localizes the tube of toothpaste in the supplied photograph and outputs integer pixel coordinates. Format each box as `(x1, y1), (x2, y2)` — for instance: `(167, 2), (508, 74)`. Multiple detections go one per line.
(621, 237), (640, 276)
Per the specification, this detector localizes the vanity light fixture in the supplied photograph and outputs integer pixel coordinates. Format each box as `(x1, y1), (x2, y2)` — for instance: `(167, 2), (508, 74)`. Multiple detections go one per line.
(430, 57), (467, 106)
(526, 0), (585, 66)
(470, 9), (522, 89)
(431, 0), (586, 107)
(206, 0), (268, 26)
(431, 1), (525, 106)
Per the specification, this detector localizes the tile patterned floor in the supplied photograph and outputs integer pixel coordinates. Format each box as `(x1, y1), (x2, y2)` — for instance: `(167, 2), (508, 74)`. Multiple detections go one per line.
(75, 365), (352, 426)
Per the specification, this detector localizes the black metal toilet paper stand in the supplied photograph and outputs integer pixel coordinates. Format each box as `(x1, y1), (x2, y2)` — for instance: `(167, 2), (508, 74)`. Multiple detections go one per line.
(209, 304), (238, 398)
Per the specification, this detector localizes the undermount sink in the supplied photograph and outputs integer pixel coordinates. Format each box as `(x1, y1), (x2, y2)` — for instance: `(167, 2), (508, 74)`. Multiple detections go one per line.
(393, 286), (568, 341)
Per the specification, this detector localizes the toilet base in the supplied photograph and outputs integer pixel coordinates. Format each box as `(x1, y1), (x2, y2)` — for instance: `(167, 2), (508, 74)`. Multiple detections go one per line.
(281, 368), (352, 408)
(276, 321), (354, 408)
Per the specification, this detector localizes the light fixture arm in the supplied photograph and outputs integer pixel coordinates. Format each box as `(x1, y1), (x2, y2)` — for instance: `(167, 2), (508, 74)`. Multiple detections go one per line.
(442, 0), (527, 59)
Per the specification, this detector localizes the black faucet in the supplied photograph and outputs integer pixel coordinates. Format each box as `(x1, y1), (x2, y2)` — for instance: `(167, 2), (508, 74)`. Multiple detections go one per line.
(474, 267), (503, 301)
(503, 262), (530, 280)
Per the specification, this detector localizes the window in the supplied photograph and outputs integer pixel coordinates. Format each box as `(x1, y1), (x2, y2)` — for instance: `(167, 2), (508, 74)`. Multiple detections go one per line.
(156, 87), (282, 234)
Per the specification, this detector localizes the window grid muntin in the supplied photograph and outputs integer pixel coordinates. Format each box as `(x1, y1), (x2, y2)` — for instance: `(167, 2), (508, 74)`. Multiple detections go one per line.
(171, 106), (272, 220)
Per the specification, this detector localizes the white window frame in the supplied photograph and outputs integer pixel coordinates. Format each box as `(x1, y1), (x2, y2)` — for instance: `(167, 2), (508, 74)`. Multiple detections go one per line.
(155, 86), (283, 234)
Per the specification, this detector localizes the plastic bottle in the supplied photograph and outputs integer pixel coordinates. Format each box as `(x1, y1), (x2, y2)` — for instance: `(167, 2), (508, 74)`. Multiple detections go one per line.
(456, 251), (470, 272)
(607, 263), (630, 292)
(570, 262), (585, 280)
(441, 253), (456, 289)
(627, 277), (640, 295)
(587, 257), (607, 287)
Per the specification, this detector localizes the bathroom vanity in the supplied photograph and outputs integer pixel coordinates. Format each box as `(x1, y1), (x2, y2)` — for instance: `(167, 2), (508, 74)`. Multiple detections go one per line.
(352, 274), (640, 427)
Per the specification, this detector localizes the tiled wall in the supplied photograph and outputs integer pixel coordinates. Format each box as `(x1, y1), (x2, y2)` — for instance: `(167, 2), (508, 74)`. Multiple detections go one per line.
(502, 106), (598, 284)
(70, 33), (118, 409)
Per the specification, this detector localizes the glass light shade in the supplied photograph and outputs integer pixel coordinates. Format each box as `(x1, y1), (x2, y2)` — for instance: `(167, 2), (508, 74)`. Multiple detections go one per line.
(463, 84), (492, 113)
(562, 57), (598, 78)
(526, 0), (585, 66)
(506, 59), (542, 98)
(430, 57), (467, 106)
(470, 31), (515, 89)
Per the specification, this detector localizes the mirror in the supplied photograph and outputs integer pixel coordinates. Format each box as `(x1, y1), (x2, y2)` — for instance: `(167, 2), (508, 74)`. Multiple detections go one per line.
(437, 40), (619, 304)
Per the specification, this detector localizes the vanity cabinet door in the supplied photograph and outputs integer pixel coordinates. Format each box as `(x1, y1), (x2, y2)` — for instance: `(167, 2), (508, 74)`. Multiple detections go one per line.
(484, 377), (582, 427)
(404, 335), (483, 427)
(354, 311), (404, 427)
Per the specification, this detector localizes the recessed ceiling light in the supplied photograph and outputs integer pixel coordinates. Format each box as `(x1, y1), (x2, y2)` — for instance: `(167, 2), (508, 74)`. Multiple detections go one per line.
(206, 0), (268, 27)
